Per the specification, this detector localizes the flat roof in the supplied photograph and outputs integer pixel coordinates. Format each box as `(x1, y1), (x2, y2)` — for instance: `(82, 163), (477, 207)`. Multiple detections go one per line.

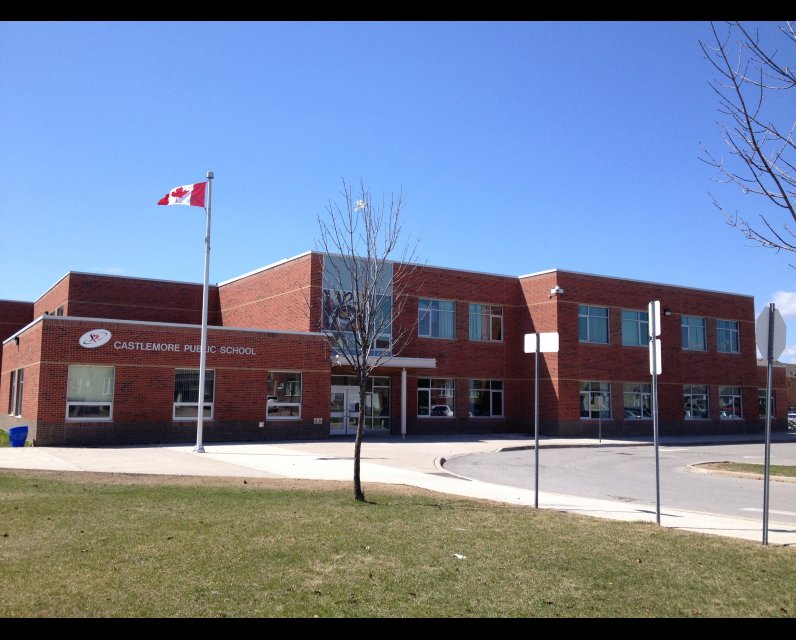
(518, 268), (753, 299)
(20, 250), (752, 304)
(219, 249), (752, 299)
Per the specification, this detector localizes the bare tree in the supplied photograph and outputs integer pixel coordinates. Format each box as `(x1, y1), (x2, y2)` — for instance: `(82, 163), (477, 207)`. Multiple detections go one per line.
(700, 21), (796, 258)
(316, 179), (421, 502)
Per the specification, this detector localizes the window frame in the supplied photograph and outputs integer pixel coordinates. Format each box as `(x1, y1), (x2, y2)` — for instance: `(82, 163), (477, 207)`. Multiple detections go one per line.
(266, 371), (302, 420)
(716, 319), (740, 354)
(66, 364), (115, 422)
(468, 304), (503, 342)
(621, 309), (649, 347)
(579, 305), (609, 344)
(580, 381), (611, 419)
(623, 382), (651, 420)
(468, 379), (503, 417)
(684, 384), (709, 419)
(682, 316), (707, 351)
(719, 386), (743, 420)
(8, 368), (23, 417)
(418, 378), (456, 417)
(418, 298), (456, 339)
(758, 389), (775, 418)
(173, 368), (215, 421)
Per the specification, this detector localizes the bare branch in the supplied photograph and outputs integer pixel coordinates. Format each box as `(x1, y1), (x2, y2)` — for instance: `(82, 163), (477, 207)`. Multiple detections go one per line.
(700, 21), (796, 257)
(313, 178), (424, 501)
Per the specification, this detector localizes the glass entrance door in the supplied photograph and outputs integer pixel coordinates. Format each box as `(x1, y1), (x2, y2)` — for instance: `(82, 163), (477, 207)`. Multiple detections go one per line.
(330, 386), (360, 435)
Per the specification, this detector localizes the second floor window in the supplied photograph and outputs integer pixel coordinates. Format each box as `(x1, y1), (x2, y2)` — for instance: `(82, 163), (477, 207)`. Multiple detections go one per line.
(418, 299), (455, 339)
(579, 305), (609, 344)
(682, 316), (707, 351)
(621, 309), (648, 347)
(469, 304), (503, 342)
(717, 319), (739, 353)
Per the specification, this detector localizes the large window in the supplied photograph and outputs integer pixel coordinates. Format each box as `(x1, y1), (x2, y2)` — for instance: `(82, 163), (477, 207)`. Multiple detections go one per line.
(758, 389), (775, 418)
(717, 319), (740, 353)
(719, 386), (742, 419)
(579, 305), (609, 344)
(322, 255), (393, 356)
(418, 378), (455, 417)
(580, 381), (611, 419)
(469, 380), (503, 417)
(469, 304), (503, 341)
(682, 316), (707, 351)
(267, 372), (302, 419)
(621, 310), (648, 347)
(67, 365), (114, 420)
(418, 299), (456, 339)
(623, 383), (651, 419)
(684, 385), (709, 419)
(173, 369), (215, 420)
(8, 369), (23, 417)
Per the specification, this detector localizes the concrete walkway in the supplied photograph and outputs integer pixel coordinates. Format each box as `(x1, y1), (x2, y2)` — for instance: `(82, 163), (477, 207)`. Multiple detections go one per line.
(0, 432), (794, 547)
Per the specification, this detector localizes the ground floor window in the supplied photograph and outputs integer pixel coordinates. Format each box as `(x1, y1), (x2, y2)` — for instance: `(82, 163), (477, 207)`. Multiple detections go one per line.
(267, 371), (302, 419)
(719, 386), (742, 419)
(8, 368), (23, 417)
(173, 368), (215, 420)
(67, 365), (115, 420)
(469, 380), (503, 417)
(418, 378), (455, 417)
(684, 384), (709, 419)
(758, 389), (775, 418)
(580, 381), (611, 419)
(623, 383), (651, 419)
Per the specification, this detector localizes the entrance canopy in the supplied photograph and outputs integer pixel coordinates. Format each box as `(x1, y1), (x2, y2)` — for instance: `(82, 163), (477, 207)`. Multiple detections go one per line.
(330, 354), (436, 373)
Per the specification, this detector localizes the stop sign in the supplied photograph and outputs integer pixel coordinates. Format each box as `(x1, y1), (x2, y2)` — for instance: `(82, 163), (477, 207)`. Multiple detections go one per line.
(756, 305), (786, 360)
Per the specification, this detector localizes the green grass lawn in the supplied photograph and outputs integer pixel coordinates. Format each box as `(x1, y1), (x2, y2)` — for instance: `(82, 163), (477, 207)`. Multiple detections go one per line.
(0, 469), (794, 618)
(701, 461), (796, 478)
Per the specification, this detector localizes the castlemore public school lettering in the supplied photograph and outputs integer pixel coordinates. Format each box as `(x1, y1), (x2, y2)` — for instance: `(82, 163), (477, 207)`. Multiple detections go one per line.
(113, 341), (256, 355)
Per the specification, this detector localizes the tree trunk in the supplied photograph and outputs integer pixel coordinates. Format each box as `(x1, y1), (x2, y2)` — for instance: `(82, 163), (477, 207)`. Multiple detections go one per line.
(353, 382), (367, 501)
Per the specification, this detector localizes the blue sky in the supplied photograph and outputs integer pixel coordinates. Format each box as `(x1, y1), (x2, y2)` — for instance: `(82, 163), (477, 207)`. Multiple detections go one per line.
(2, 20), (795, 360)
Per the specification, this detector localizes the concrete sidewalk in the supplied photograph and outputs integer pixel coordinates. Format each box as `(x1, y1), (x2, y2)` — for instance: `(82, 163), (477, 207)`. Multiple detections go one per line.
(0, 432), (794, 547)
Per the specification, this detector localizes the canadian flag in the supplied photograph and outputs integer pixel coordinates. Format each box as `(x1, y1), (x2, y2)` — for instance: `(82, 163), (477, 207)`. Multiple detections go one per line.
(157, 182), (207, 207)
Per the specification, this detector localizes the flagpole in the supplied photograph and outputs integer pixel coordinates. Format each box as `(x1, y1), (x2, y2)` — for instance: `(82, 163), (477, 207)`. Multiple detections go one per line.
(194, 170), (213, 453)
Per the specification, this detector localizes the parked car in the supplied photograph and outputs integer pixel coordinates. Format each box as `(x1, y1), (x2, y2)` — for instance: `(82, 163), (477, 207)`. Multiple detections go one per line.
(430, 405), (454, 417)
(788, 411), (796, 430)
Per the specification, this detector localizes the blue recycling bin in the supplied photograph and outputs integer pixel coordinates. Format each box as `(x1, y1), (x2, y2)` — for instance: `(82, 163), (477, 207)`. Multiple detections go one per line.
(8, 426), (28, 447)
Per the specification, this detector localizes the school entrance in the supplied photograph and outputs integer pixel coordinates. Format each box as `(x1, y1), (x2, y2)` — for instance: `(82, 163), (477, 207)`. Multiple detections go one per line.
(330, 376), (391, 435)
(327, 358), (437, 437)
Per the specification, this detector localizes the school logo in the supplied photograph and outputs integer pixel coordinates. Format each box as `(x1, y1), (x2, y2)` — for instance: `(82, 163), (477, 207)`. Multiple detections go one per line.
(79, 329), (112, 349)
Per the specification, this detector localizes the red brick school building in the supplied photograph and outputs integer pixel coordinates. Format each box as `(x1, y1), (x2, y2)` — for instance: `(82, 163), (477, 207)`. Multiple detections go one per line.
(1, 251), (787, 446)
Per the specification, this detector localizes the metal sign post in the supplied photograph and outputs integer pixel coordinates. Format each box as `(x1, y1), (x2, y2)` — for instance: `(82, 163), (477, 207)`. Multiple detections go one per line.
(755, 303), (786, 545)
(524, 332), (559, 509)
(648, 301), (662, 525)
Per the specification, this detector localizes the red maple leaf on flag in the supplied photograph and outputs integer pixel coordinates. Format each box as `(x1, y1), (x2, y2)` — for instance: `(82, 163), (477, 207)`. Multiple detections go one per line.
(171, 187), (190, 199)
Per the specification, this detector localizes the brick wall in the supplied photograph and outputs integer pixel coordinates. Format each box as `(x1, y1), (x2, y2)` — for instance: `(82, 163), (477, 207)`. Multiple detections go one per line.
(0, 299), (34, 377)
(8, 316), (332, 446)
(218, 253), (319, 331)
(33, 273), (221, 326)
